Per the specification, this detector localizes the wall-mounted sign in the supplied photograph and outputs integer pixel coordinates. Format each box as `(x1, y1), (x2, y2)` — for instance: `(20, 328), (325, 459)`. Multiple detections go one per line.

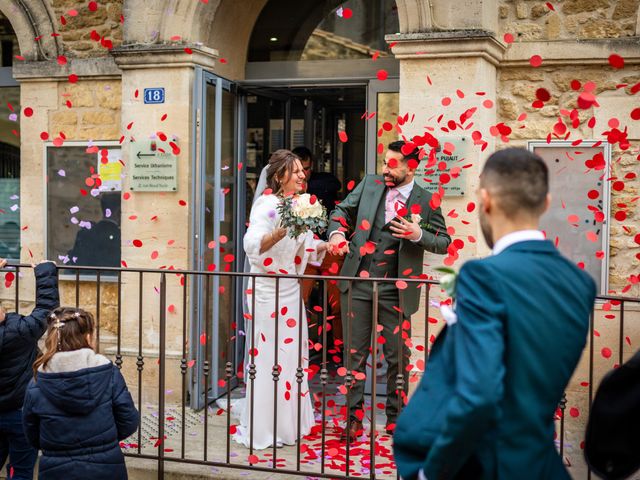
(143, 88), (165, 104)
(129, 140), (177, 192)
(416, 136), (469, 197)
(98, 148), (122, 192)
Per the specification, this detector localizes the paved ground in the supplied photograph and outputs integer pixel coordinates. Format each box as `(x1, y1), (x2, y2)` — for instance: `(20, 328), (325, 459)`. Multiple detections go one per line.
(122, 384), (398, 480)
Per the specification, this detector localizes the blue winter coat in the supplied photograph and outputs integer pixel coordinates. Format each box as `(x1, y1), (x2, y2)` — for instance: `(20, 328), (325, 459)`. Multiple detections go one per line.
(22, 349), (139, 480)
(0, 262), (59, 413)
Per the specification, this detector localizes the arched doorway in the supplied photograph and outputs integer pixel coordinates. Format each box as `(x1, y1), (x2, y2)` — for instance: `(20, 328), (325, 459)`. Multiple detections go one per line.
(192, 0), (402, 403)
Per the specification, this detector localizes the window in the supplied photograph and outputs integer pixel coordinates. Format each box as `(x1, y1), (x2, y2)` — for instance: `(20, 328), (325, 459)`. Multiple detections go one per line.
(530, 141), (610, 293)
(46, 142), (122, 274)
(248, 0), (399, 62)
(0, 86), (20, 260)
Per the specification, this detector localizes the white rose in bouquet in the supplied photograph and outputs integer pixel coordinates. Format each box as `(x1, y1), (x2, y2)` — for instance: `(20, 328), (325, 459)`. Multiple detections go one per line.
(292, 194), (324, 219)
(278, 193), (328, 238)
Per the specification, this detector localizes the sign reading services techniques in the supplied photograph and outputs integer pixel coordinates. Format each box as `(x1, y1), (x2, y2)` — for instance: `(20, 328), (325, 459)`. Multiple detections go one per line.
(415, 136), (469, 197)
(129, 140), (177, 192)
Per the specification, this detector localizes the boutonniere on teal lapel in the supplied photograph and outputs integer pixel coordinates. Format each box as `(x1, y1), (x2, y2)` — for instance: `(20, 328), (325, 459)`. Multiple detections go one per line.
(434, 266), (457, 300)
(435, 266), (458, 326)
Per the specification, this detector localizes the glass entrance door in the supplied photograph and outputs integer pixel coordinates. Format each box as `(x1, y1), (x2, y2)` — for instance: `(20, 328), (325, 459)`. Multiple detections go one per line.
(192, 69), (242, 408)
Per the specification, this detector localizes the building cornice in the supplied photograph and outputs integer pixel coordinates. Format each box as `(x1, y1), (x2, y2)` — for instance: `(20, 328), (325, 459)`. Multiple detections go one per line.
(12, 56), (121, 82)
(112, 43), (218, 70)
(386, 30), (506, 66)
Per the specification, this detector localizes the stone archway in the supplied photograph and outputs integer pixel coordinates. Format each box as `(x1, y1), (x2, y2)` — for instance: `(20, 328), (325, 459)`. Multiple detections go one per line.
(0, 0), (60, 60)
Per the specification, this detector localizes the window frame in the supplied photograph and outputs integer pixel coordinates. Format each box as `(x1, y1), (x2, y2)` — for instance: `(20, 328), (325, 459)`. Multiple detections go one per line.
(44, 140), (122, 282)
(528, 140), (611, 295)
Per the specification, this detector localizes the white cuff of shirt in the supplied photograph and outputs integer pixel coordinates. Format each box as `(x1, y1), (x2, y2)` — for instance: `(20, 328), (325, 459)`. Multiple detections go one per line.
(329, 231), (346, 240)
(418, 469), (428, 480)
(410, 229), (423, 243)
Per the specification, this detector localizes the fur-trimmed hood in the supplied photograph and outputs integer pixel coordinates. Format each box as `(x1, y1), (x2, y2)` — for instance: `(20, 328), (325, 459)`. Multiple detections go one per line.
(36, 348), (113, 414)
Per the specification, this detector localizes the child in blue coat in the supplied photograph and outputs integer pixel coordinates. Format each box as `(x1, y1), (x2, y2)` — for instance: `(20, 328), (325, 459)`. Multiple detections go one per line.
(22, 306), (139, 480)
(0, 259), (59, 480)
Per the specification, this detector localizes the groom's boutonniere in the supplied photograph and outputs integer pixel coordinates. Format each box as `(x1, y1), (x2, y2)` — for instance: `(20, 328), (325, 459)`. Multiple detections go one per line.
(434, 266), (458, 300)
(396, 206), (437, 233)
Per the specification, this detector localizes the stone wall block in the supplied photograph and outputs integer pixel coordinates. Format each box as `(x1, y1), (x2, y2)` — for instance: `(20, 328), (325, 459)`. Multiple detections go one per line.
(51, 110), (78, 126)
(63, 84), (96, 108)
(546, 13), (562, 38)
(500, 69), (545, 82)
(96, 91), (121, 110)
(498, 97), (519, 120)
(562, 0), (611, 15)
(514, 22), (545, 39)
(579, 18), (627, 37)
(81, 111), (117, 126)
(612, 0), (640, 19)
(516, 1), (528, 19)
(78, 125), (121, 140)
(531, 2), (551, 18)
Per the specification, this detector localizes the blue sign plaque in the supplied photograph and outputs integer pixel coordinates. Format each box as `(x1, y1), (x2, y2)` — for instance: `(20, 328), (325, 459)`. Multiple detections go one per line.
(143, 88), (165, 104)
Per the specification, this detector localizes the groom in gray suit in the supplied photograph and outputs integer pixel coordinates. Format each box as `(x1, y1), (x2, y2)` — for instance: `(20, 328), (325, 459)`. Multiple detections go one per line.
(328, 141), (451, 442)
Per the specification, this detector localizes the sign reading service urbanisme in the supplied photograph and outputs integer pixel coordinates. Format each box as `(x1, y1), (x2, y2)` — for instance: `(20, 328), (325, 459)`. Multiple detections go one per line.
(129, 140), (178, 192)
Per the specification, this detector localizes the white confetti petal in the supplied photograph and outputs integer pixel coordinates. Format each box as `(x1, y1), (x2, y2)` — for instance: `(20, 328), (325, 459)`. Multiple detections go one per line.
(70, 206), (79, 214)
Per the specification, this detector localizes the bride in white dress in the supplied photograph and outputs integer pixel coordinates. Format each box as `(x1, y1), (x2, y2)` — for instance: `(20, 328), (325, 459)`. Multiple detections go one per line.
(235, 149), (328, 450)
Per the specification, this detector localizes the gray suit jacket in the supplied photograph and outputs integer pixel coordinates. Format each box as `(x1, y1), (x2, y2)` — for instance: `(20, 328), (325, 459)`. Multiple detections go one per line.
(328, 175), (451, 316)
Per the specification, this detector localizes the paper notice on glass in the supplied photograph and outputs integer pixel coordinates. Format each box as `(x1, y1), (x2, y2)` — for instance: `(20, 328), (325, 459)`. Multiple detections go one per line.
(98, 149), (123, 192)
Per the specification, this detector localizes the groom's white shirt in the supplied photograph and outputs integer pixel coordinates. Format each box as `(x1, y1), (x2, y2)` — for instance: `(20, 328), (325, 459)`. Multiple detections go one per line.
(425, 229), (545, 480)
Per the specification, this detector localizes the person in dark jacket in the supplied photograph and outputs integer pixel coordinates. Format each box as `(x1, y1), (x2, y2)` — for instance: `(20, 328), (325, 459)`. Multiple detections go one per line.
(0, 259), (59, 480)
(22, 307), (139, 480)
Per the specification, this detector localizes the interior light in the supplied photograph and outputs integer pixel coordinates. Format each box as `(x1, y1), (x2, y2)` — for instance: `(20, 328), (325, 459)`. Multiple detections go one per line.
(270, 37), (278, 42)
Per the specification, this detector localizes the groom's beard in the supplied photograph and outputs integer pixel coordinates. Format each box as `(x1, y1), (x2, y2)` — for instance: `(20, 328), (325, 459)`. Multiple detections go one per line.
(479, 209), (494, 249)
(384, 173), (407, 187)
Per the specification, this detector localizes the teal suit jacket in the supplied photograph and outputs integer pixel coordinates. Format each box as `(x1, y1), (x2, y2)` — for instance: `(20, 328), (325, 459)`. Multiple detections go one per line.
(328, 175), (451, 316)
(394, 240), (596, 479)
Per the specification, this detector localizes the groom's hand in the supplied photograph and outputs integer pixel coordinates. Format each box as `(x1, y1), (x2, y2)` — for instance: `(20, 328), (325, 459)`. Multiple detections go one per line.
(328, 232), (349, 256)
(390, 217), (421, 241)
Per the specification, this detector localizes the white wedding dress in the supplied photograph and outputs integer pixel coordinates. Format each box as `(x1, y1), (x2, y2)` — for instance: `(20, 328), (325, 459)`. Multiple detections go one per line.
(234, 193), (324, 450)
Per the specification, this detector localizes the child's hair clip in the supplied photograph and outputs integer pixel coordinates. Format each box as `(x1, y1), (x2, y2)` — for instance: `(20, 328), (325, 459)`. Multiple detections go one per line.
(73, 311), (81, 319)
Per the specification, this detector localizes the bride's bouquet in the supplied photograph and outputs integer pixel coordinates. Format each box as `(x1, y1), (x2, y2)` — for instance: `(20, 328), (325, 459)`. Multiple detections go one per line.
(277, 193), (328, 238)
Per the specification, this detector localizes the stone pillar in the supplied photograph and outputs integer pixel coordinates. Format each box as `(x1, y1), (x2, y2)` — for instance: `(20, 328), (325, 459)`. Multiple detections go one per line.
(112, 44), (217, 402)
(388, 30), (505, 385)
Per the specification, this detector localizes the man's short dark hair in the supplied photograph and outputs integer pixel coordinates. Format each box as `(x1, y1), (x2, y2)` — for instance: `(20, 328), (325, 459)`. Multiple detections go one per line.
(292, 146), (313, 162)
(388, 140), (420, 163)
(481, 148), (549, 218)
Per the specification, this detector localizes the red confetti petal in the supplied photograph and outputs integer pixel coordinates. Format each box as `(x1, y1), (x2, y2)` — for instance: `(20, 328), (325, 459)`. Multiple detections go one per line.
(132, 239), (143, 247)
(57, 55), (67, 65)
(342, 7), (353, 19)
(529, 55), (543, 67)
(569, 407), (579, 417)
(23, 107), (33, 117)
(377, 69), (388, 81)
(338, 131), (348, 143)
(608, 54), (624, 69)
(601, 347), (612, 359)
(631, 108), (640, 121)
(88, 1), (98, 11)
(503, 33), (514, 44)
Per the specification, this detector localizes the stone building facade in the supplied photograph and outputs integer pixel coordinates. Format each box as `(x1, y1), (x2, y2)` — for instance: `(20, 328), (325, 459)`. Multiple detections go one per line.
(0, 0), (638, 475)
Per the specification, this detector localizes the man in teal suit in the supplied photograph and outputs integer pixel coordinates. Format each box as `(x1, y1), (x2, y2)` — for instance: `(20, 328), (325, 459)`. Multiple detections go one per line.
(393, 148), (596, 479)
(328, 141), (451, 442)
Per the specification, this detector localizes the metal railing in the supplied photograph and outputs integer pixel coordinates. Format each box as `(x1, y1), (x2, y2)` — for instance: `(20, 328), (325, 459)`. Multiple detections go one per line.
(2, 263), (638, 479)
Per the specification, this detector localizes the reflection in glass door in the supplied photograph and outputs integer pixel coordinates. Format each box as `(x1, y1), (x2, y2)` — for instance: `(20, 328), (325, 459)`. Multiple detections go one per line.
(192, 69), (240, 408)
